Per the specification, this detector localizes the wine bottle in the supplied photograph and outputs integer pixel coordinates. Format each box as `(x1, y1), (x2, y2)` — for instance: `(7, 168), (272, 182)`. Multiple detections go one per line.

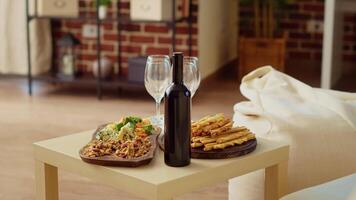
(164, 52), (191, 167)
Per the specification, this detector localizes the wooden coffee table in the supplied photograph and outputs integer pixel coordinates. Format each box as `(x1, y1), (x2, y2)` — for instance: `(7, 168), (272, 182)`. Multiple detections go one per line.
(33, 130), (289, 200)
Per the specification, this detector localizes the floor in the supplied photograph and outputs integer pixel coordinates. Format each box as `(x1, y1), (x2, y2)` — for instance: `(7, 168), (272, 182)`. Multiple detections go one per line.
(0, 66), (354, 200)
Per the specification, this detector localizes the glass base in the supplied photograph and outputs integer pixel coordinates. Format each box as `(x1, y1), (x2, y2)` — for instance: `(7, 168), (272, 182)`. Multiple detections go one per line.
(149, 114), (164, 130)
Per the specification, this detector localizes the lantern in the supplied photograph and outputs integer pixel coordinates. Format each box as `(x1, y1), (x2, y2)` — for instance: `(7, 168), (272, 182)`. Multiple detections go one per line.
(57, 33), (80, 78)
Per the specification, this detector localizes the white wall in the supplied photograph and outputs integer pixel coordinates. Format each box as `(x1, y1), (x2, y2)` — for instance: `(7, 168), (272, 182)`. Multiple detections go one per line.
(198, 0), (238, 79)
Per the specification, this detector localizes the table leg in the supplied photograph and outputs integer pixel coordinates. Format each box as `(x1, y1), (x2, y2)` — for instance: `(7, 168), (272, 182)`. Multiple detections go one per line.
(264, 161), (288, 200)
(35, 160), (59, 200)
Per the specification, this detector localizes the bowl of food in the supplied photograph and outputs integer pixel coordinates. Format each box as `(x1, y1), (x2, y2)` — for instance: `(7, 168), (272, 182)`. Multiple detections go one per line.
(79, 116), (160, 167)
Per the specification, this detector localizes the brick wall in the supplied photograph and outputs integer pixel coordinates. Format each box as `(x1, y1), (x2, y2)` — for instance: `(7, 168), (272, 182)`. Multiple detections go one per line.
(53, 0), (355, 75)
(239, 0), (356, 64)
(52, 0), (198, 76)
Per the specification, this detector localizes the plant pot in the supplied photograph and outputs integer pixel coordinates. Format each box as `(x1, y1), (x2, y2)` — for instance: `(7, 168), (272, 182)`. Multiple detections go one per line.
(92, 57), (113, 79)
(238, 37), (286, 80)
(99, 5), (108, 19)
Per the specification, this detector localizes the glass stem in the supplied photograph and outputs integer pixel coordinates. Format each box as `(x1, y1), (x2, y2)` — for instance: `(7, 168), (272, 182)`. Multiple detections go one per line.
(156, 101), (160, 117)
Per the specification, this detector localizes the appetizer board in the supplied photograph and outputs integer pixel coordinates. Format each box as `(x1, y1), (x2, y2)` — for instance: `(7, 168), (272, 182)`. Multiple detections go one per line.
(191, 139), (257, 159)
(79, 117), (160, 167)
(159, 113), (257, 159)
(158, 136), (257, 159)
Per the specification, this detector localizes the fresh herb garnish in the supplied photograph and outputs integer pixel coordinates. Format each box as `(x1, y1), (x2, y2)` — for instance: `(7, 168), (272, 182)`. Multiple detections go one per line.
(115, 122), (124, 131)
(123, 116), (142, 126)
(143, 124), (153, 135)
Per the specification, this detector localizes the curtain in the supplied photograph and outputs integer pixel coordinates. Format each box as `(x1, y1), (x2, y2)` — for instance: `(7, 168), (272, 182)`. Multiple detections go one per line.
(0, 0), (51, 75)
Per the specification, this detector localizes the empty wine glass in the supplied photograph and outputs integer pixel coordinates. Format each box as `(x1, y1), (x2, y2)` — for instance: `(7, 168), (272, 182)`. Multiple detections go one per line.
(183, 57), (200, 97)
(144, 55), (171, 119)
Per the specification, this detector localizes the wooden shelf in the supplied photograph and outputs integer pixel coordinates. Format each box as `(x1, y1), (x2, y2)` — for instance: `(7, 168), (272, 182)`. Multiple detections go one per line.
(28, 15), (189, 25)
(24, 0), (193, 99)
(34, 74), (145, 90)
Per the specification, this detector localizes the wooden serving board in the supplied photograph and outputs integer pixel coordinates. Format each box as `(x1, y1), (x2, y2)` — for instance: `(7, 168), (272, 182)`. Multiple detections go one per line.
(158, 136), (257, 159)
(191, 139), (257, 159)
(79, 124), (160, 167)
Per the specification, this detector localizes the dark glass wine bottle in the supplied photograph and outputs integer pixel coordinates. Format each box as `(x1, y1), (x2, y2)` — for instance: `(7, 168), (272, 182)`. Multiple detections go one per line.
(164, 52), (191, 167)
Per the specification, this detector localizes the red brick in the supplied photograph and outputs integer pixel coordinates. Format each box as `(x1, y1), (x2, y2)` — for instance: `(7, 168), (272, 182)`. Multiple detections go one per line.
(121, 24), (141, 31)
(51, 20), (62, 27)
(287, 42), (298, 48)
(176, 27), (198, 34)
(280, 22), (300, 30)
(79, 44), (89, 50)
(81, 54), (97, 61)
(288, 51), (311, 59)
(146, 47), (170, 55)
(102, 23), (114, 30)
(107, 55), (118, 62)
(144, 25), (169, 33)
(343, 54), (356, 61)
(87, 11), (96, 17)
(289, 32), (311, 39)
(65, 21), (82, 29)
(130, 35), (154, 43)
(344, 25), (352, 32)
(78, 0), (86, 7)
(73, 33), (82, 40)
(286, 3), (299, 11)
(120, 67), (128, 76)
(344, 35), (356, 42)
(303, 3), (324, 12)
(191, 50), (198, 57)
(344, 15), (356, 23)
(343, 45), (350, 51)
(120, 45), (141, 53)
(314, 33), (323, 40)
(158, 37), (183, 45)
(240, 10), (253, 18)
(313, 52), (322, 60)
(176, 49), (198, 57)
(119, 2), (130, 9)
(92, 44), (115, 51)
(53, 31), (64, 38)
(191, 4), (198, 12)
(301, 42), (322, 49)
(289, 13), (311, 20)
(314, 14), (324, 21)
(103, 34), (126, 41)
(186, 38), (197, 46)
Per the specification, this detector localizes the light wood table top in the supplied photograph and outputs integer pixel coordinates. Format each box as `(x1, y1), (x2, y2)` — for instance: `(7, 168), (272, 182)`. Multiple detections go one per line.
(33, 130), (289, 200)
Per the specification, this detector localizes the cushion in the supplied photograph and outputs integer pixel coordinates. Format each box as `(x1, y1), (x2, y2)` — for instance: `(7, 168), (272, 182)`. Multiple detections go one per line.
(281, 174), (356, 200)
(229, 66), (356, 200)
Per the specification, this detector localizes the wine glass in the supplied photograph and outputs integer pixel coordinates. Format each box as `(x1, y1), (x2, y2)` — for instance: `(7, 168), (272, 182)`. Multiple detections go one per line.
(144, 55), (171, 120)
(183, 57), (200, 97)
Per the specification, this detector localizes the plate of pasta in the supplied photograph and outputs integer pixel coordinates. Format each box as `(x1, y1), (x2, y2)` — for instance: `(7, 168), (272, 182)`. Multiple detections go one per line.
(79, 116), (160, 167)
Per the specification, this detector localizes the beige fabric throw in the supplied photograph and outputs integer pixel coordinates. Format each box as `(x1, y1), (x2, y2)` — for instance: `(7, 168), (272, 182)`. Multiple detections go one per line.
(0, 0), (51, 75)
(229, 66), (356, 200)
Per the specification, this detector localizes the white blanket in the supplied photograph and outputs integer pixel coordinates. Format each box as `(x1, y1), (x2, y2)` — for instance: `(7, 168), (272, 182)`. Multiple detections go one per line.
(229, 66), (356, 199)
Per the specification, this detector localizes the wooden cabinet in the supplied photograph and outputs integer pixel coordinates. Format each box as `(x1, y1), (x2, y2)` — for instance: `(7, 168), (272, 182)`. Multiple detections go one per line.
(130, 0), (189, 21)
(37, 0), (78, 17)
(238, 37), (286, 80)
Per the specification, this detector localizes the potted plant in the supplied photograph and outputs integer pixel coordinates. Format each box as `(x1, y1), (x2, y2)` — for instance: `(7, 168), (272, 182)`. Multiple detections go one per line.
(238, 0), (293, 80)
(94, 0), (112, 19)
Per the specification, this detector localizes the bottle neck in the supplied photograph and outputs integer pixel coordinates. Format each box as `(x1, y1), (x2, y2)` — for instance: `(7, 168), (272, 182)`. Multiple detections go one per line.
(172, 53), (183, 84)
